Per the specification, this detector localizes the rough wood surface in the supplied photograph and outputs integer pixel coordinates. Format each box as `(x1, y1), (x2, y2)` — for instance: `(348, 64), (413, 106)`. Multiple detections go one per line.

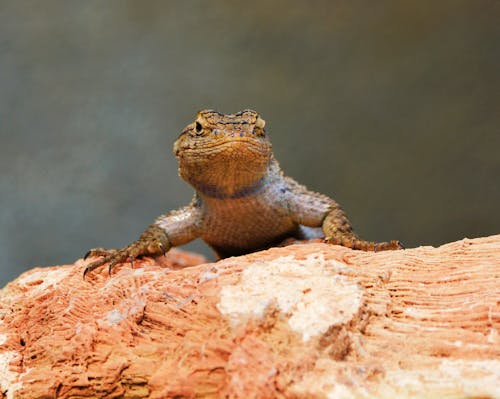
(0, 236), (499, 398)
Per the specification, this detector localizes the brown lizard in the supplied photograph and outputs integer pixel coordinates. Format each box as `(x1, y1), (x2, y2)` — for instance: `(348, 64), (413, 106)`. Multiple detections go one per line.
(83, 109), (402, 277)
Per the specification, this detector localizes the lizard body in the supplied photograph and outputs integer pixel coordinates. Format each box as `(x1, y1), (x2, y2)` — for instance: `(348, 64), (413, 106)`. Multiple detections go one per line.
(84, 110), (402, 276)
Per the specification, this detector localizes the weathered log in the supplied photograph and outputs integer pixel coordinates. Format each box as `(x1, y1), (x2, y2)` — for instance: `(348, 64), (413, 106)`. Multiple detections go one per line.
(0, 236), (498, 398)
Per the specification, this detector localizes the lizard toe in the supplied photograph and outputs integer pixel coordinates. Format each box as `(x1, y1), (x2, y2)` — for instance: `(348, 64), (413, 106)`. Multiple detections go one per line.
(84, 247), (112, 260)
(83, 257), (108, 279)
(83, 250), (126, 279)
(106, 250), (132, 275)
(393, 240), (405, 250)
(108, 260), (119, 276)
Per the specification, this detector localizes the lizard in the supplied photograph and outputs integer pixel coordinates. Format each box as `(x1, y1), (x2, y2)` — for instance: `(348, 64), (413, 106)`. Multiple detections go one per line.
(83, 109), (403, 278)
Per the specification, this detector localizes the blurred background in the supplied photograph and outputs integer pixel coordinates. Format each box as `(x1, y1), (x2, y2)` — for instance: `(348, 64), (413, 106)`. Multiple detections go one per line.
(1, 1), (499, 286)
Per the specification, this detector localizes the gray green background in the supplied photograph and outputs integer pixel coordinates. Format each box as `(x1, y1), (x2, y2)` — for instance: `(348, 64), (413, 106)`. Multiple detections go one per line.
(1, 1), (499, 286)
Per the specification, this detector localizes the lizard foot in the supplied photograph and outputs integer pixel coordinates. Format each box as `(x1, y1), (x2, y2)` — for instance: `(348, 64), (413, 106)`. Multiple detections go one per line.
(326, 237), (404, 252)
(83, 248), (122, 279)
(83, 226), (171, 279)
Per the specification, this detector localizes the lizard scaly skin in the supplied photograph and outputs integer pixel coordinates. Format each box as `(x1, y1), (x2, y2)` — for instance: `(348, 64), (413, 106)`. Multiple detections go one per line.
(83, 110), (402, 277)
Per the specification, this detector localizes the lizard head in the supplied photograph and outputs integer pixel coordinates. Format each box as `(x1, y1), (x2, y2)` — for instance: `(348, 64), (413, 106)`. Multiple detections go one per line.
(174, 109), (273, 198)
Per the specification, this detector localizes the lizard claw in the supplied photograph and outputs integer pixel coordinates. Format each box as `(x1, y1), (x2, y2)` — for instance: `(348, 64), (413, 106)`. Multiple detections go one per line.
(108, 260), (119, 276)
(159, 242), (167, 256)
(82, 249), (132, 279)
(83, 266), (91, 280)
(83, 249), (121, 279)
(83, 257), (109, 279)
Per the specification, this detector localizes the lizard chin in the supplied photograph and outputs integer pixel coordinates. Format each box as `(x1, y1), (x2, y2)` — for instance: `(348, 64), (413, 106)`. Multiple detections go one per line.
(176, 139), (272, 198)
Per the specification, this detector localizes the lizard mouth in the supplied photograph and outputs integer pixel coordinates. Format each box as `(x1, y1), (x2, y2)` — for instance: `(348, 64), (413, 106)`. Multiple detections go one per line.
(177, 135), (271, 157)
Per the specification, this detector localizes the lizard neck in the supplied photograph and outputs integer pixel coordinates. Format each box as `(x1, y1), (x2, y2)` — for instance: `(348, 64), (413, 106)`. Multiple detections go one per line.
(195, 175), (268, 200)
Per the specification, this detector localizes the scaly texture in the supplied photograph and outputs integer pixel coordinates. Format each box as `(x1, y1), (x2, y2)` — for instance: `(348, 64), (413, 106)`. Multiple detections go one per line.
(84, 110), (401, 276)
(0, 236), (498, 398)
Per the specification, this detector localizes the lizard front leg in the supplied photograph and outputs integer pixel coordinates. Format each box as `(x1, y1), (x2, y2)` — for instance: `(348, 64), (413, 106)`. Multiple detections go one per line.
(83, 201), (202, 278)
(284, 176), (403, 251)
(322, 206), (403, 251)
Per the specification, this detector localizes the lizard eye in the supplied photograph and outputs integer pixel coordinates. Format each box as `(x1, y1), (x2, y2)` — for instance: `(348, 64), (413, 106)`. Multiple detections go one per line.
(253, 116), (266, 136)
(195, 122), (203, 135)
(255, 117), (265, 130)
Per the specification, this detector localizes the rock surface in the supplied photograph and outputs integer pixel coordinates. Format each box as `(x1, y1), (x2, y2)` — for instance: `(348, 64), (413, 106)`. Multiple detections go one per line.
(0, 237), (499, 399)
